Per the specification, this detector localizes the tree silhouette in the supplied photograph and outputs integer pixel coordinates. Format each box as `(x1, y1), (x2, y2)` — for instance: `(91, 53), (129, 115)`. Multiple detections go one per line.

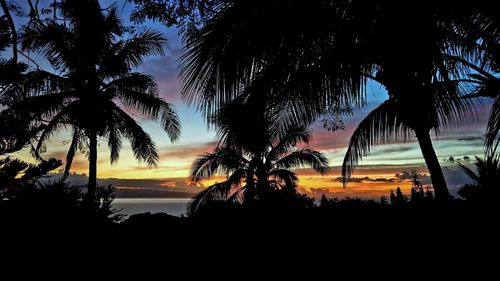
(129, 0), (223, 35)
(390, 190), (396, 206)
(179, 0), (495, 200)
(18, 0), (180, 207)
(188, 99), (329, 214)
(188, 128), (329, 214)
(1, 5), (49, 160)
(458, 155), (500, 201)
(320, 194), (329, 208)
(0, 157), (62, 198)
(396, 187), (406, 206)
(339, 1), (498, 200)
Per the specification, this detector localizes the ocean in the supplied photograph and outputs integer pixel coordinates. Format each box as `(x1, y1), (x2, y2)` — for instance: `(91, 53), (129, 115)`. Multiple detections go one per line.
(112, 198), (190, 217)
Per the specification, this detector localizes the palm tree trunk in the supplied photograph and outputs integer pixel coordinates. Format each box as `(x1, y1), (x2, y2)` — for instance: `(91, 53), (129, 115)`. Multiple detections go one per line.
(256, 172), (270, 199)
(87, 129), (98, 208)
(415, 130), (450, 200)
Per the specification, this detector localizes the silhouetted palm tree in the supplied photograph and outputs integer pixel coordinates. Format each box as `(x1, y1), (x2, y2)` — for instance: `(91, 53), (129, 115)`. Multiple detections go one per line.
(180, 0), (371, 129)
(188, 100), (329, 214)
(180, 0), (496, 199)
(458, 155), (500, 200)
(18, 0), (180, 207)
(341, 78), (474, 200)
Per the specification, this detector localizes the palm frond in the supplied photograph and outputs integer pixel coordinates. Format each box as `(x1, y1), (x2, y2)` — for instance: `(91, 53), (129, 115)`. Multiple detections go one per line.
(187, 181), (232, 215)
(115, 29), (167, 69)
(458, 160), (480, 183)
(180, 0), (370, 127)
(266, 126), (311, 165)
(112, 81), (181, 142)
(112, 104), (159, 167)
(190, 147), (247, 182)
(106, 120), (123, 164)
(342, 99), (412, 185)
(226, 186), (245, 204)
(22, 70), (72, 96)
(8, 90), (75, 121)
(269, 169), (298, 188)
(22, 21), (74, 71)
(105, 72), (158, 95)
(432, 79), (476, 130)
(227, 168), (247, 185)
(273, 148), (330, 175)
(35, 101), (80, 154)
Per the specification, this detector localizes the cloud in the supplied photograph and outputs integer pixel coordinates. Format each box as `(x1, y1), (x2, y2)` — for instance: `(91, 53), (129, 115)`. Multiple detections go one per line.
(159, 142), (216, 159)
(369, 146), (415, 156)
(332, 176), (396, 183)
(139, 47), (183, 103)
(457, 136), (483, 141)
(40, 172), (204, 197)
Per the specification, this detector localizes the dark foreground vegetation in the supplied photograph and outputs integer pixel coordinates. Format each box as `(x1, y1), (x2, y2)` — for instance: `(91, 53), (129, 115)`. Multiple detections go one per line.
(1, 155), (498, 269)
(1, 179), (498, 256)
(1, 1), (500, 270)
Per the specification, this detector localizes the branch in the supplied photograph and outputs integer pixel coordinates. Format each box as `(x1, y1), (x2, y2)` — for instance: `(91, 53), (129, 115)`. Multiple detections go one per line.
(17, 50), (42, 69)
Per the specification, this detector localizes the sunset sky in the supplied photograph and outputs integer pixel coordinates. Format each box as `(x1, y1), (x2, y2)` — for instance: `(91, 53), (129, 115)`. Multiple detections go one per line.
(10, 0), (491, 198)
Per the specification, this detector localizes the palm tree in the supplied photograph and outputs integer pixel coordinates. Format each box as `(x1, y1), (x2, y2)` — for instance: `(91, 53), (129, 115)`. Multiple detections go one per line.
(17, 0), (180, 207)
(188, 100), (329, 214)
(180, 1), (496, 199)
(458, 155), (500, 201)
(188, 127), (329, 214)
(341, 78), (474, 200)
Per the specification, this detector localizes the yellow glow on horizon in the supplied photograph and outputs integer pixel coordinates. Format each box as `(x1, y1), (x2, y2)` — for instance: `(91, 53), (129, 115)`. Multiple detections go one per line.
(11, 137), (421, 199)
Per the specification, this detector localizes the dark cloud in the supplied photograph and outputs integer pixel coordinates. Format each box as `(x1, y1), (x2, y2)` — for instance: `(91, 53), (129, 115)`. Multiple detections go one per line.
(40, 172), (204, 197)
(303, 187), (401, 200)
(457, 136), (483, 141)
(332, 176), (395, 183)
(394, 170), (432, 185)
(369, 145), (415, 156)
(329, 169), (437, 185)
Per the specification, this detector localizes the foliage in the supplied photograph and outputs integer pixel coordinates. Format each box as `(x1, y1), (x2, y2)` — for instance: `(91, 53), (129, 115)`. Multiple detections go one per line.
(188, 99), (329, 215)
(15, 0), (181, 203)
(458, 155), (500, 201)
(0, 10), (43, 156)
(128, 0), (224, 36)
(0, 157), (62, 196)
(178, 0), (499, 199)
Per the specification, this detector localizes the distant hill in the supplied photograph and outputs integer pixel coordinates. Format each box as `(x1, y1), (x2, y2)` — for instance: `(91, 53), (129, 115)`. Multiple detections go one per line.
(41, 172), (201, 198)
(115, 188), (194, 198)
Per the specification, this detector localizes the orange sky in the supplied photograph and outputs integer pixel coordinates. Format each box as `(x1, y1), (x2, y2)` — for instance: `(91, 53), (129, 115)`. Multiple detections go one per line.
(11, 124), (478, 199)
(196, 166), (427, 199)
